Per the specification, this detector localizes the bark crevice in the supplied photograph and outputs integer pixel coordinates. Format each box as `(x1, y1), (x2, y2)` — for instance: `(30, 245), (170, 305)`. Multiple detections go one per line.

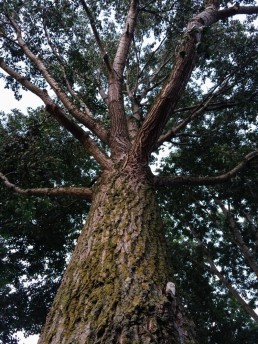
(38, 169), (195, 344)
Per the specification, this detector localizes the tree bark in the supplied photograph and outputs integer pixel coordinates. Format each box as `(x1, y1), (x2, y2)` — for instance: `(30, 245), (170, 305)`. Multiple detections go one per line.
(38, 167), (195, 343)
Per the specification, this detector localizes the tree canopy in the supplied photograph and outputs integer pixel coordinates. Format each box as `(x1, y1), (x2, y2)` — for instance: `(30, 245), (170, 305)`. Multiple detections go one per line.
(0, 1), (258, 343)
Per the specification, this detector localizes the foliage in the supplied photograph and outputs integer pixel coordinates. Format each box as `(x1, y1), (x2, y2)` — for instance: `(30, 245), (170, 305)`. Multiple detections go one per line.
(0, 108), (98, 343)
(0, 0), (258, 343)
(158, 161), (258, 342)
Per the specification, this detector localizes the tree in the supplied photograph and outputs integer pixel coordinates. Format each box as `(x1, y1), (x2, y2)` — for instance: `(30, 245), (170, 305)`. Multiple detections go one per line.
(0, 108), (96, 343)
(1, 108), (257, 344)
(1, 0), (258, 343)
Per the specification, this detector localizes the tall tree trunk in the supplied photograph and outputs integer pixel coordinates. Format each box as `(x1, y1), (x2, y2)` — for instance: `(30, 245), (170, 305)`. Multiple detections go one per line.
(38, 168), (195, 343)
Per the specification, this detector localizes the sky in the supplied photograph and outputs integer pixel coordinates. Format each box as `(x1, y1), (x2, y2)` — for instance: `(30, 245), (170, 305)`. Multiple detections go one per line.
(0, 79), (43, 113)
(16, 332), (39, 344)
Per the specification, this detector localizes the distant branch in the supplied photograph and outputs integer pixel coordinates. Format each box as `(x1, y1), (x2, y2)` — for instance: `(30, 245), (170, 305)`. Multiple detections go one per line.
(193, 197), (258, 279)
(154, 150), (258, 187)
(157, 79), (234, 147)
(188, 224), (258, 323)
(244, 212), (258, 238)
(138, 34), (167, 84)
(216, 200), (258, 279)
(43, 21), (93, 111)
(140, 54), (173, 101)
(79, 0), (113, 75)
(244, 212), (258, 256)
(0, 173), (93, 200)
(157, 92), (216, 147)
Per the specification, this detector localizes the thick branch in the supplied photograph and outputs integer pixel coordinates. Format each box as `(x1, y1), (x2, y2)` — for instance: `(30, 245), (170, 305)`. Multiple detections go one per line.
(108, 0), (139, 159)
(217, 5), (258, 20)
(128, 2), (221, 165)
(113, 0), (139, 79)
(154, 150), (258, 187)
(128, 1), (258, 165)
(0, 173), (93, 200)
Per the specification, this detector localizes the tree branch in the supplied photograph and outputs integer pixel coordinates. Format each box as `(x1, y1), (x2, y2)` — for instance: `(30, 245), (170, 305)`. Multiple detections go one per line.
(157, 92), (217, 147)
(193, 197), (258, 279)
(157, 79), (234, 146)
(140, 55), (173, 101)
(0, 173), (93, 200)
(244, 212), (258, 257)
(7, 14), (108, 144)
(43, 20), (94, 112)
(217, 200), (258, 279)
(217, 5), (258, 20)
(153, 150), (258, 187)
(0, 58), (47, 102)
(128, 1), (258, 165)
(138, 34), (168, 90)
(244, 212), (258, 236)
(0, 59), (112, 170)
(79, 0), (113, 75)
(128, 1), (221, 165)
(45, 104), (113, 170)
(113, 0), (139, 79)
(108, 0), (139, 159)
(188, 224), (258, 323)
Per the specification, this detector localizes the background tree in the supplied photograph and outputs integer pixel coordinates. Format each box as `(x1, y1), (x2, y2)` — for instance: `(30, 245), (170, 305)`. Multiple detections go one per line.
(0, 0), (258, 343)
(0, 108), (97, 343)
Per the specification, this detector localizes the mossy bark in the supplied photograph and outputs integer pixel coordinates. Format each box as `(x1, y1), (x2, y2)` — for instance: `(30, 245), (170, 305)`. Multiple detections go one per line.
(38, 169), (195, 344)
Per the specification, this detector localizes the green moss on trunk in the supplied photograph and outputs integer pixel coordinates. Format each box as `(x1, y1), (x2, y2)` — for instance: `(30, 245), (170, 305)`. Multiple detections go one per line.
(38, 169), (195, 344)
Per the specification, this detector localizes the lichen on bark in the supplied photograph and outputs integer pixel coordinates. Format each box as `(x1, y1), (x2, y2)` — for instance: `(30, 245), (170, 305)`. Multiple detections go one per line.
(38, 169), (195, 343)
